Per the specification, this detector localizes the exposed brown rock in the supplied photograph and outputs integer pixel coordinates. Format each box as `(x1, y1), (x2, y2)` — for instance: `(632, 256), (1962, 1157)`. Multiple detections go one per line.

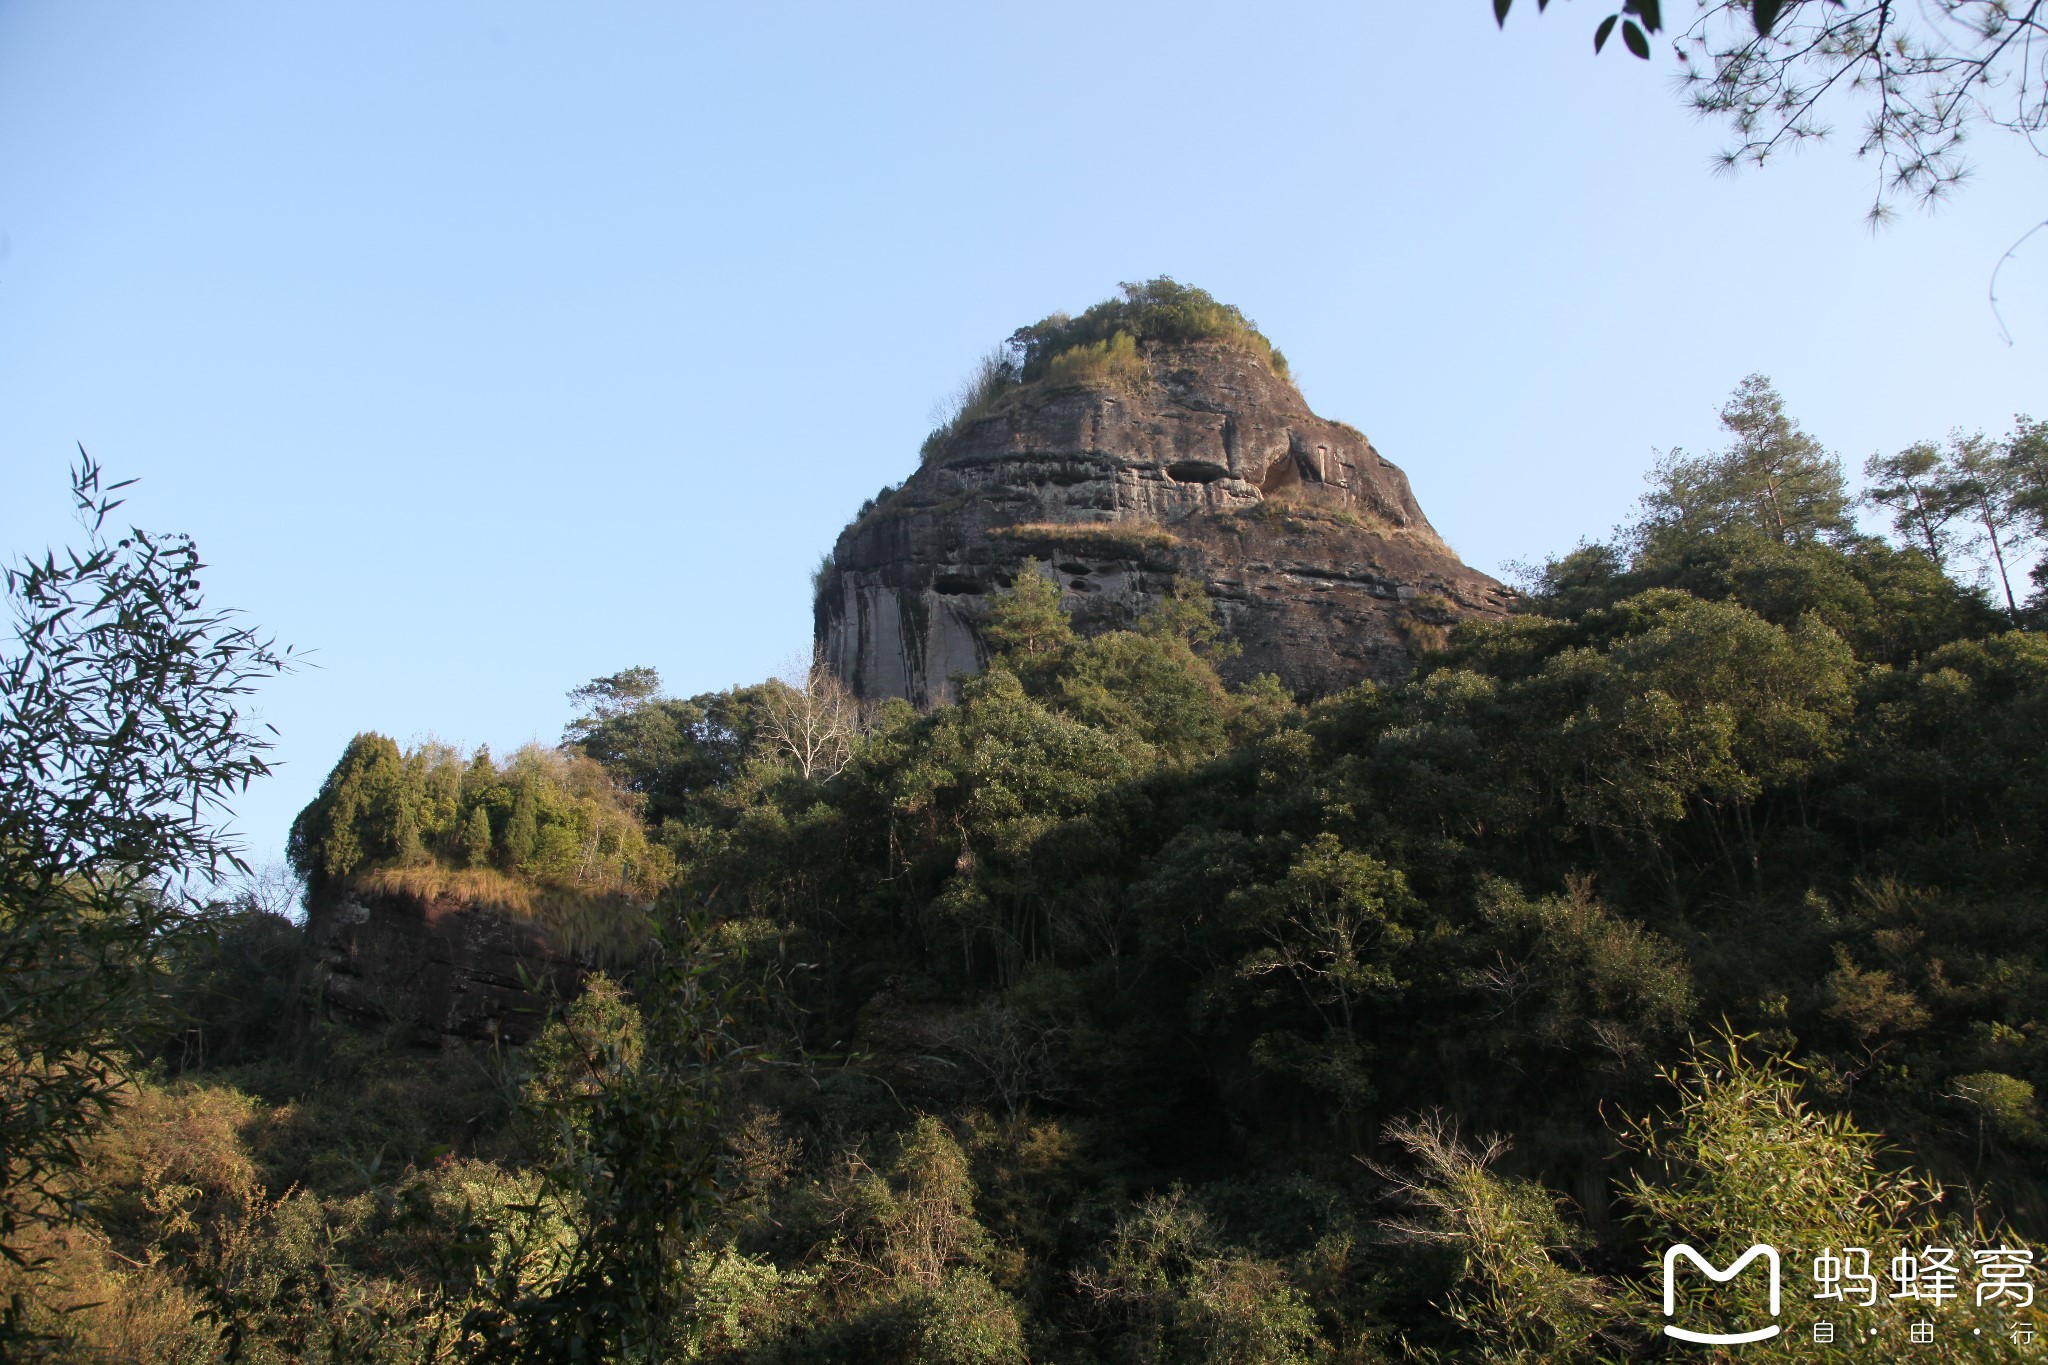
(815, 339), (1511, 705)
(304, 888), (584, 1046)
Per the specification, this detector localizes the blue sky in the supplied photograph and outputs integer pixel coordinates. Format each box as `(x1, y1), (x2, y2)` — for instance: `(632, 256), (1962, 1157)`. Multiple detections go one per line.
(2, 1), (2042, 877)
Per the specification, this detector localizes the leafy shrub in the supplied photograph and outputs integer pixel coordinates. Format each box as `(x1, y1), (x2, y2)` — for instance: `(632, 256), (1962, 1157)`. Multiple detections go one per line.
(1465, 876), (1695, 1077)
(831, 1116), (989, 1290)
(0, 454), (292, 1276)
(681, 1244), (817, 1356)
(1009, 277), (1289, 380)
(1370, 1111), (1615, 1361)
(0, 1074), (506, 1362)
(524, 972), (645, 1132)
(81, 1079), (266, 1253)
(899, 1267), (1027, 1364)
(1948, 1071), (2043, 1154)
(1375, 1038), (2048, 1361)
(1078, 1187), (1326, 1364)
(852, 482), (902, 524)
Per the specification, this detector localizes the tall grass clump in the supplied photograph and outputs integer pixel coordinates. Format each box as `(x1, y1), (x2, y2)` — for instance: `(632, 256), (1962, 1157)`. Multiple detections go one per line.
(920, 349), (1018, 461)
(1041, 330), (1149, 393)
(1010, 277), (1289, 380)
(353, 864), (654, 960)
(987, 521), (1179, 554)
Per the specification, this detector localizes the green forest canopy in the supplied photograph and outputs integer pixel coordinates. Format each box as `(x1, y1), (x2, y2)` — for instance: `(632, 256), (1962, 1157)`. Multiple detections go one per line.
(9, 379), (2048, 1360)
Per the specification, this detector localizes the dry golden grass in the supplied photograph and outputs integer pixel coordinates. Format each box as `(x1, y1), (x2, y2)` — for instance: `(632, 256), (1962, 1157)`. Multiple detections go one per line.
(353, 864), (652, 962)
(1248, 488), (1448, 550)
(921, 350), (1017, 462)
(0, 1229), (218, 1363)
(1042, 332), (1149, 393)
(83, 1081), (264, 1244)
(1, 1081), (267, 1362)
(1397, 615), (1453, 654)
(987, 522), (1179, 553)
(357, 863), (539, 916)
(4, 1074), (549, 1361)
(1398, 592), (1458, 654)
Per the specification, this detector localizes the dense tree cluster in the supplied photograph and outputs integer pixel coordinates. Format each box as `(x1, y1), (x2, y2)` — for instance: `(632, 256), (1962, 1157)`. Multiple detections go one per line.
(287, 736), (674, 913)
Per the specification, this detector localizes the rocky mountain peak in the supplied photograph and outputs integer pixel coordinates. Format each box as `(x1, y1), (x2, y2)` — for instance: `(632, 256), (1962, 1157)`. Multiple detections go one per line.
(815, 282), (1511, 705)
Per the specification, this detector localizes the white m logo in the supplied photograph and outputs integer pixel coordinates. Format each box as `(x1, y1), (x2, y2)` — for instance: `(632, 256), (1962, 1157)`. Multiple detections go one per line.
(1661, 1243), (1782, 1345)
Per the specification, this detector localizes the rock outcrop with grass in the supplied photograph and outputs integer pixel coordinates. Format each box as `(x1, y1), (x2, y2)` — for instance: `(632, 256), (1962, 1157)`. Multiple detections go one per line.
(290, 735), (663, 1045)
(815, 280), (1512, 705)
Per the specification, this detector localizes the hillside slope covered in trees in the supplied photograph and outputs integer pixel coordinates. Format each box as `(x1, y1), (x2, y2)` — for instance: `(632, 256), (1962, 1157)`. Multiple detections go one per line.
(6, 381), (2047, 1360)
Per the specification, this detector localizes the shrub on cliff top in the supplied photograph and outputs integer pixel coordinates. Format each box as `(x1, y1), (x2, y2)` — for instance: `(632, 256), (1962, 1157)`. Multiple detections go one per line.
(919, 280), (1289, 462)
(1010, 277), (1289, 381)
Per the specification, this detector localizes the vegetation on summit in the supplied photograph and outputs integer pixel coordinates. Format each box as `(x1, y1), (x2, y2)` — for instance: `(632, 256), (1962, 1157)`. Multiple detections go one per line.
(285, 735), (673, 955)
(1006, 278), (1289, 383)
(919, 279), (1290, 461)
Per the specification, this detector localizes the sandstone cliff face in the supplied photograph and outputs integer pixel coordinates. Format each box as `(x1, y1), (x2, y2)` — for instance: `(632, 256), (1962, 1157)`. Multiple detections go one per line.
(816, 341), (1511, 705)
(304, 889), (584, 1047)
